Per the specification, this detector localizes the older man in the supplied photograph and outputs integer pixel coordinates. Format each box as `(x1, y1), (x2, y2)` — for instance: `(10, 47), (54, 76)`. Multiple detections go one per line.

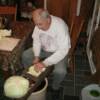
(22, 8), (71, 92)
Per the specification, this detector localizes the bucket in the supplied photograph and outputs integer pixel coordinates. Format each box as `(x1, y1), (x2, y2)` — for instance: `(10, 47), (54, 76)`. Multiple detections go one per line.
(27, 78), (48, 100)
(81, 84), (100, 100)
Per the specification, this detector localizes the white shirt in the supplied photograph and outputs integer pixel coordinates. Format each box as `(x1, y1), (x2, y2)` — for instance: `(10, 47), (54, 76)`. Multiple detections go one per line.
(32, 15), (71, 66)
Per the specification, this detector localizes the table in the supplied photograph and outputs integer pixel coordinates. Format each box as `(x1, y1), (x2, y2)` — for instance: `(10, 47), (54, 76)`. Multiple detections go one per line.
(0, 21), (34, 79)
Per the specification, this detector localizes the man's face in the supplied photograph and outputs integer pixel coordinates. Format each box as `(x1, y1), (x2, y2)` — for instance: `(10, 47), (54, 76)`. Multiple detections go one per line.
(32, 16), (49, 31)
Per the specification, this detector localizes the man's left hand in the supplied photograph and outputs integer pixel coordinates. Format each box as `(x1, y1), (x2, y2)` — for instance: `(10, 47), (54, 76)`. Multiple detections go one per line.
(34, 62), (46, 72)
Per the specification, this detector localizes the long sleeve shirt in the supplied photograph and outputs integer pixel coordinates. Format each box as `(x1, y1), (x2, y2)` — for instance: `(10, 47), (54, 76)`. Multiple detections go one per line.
(32, 15), (71, 66)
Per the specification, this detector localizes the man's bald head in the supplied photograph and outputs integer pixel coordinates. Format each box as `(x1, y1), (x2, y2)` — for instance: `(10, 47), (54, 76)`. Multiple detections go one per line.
(32, 8), (50, 20)
(32, 8), (51, 30)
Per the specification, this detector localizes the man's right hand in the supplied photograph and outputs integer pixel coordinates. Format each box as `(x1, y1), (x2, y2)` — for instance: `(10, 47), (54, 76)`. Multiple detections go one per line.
(33, 57), (40, 64)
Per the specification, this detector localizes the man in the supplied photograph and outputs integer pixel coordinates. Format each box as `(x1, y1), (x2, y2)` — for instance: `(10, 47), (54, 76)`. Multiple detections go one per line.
(22, 8), (71, 92)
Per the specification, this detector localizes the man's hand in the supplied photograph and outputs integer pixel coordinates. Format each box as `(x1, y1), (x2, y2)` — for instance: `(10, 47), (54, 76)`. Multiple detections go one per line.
(34, 62), (46, 72)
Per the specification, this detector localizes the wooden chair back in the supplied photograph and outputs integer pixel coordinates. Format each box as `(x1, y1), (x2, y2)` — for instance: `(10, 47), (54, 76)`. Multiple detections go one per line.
(0, 5), (17, 22)
(68, 16), (84, 73)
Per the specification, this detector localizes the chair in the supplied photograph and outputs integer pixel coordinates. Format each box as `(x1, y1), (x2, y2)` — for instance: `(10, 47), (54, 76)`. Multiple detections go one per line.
(68, 16), (84, 73)
(0, 5), (17, 22)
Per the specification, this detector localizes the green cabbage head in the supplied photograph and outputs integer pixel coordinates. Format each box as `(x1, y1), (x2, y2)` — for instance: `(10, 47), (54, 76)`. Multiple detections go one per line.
(4, 76), (29, 98)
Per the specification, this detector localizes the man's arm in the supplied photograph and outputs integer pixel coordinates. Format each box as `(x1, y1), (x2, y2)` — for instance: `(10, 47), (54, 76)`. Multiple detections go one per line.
(43, 32), (71, 67)
(32, 26), (41, 57)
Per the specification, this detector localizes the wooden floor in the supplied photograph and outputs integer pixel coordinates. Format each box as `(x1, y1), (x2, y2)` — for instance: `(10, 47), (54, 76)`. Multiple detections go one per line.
(46, 87), (79, 100)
